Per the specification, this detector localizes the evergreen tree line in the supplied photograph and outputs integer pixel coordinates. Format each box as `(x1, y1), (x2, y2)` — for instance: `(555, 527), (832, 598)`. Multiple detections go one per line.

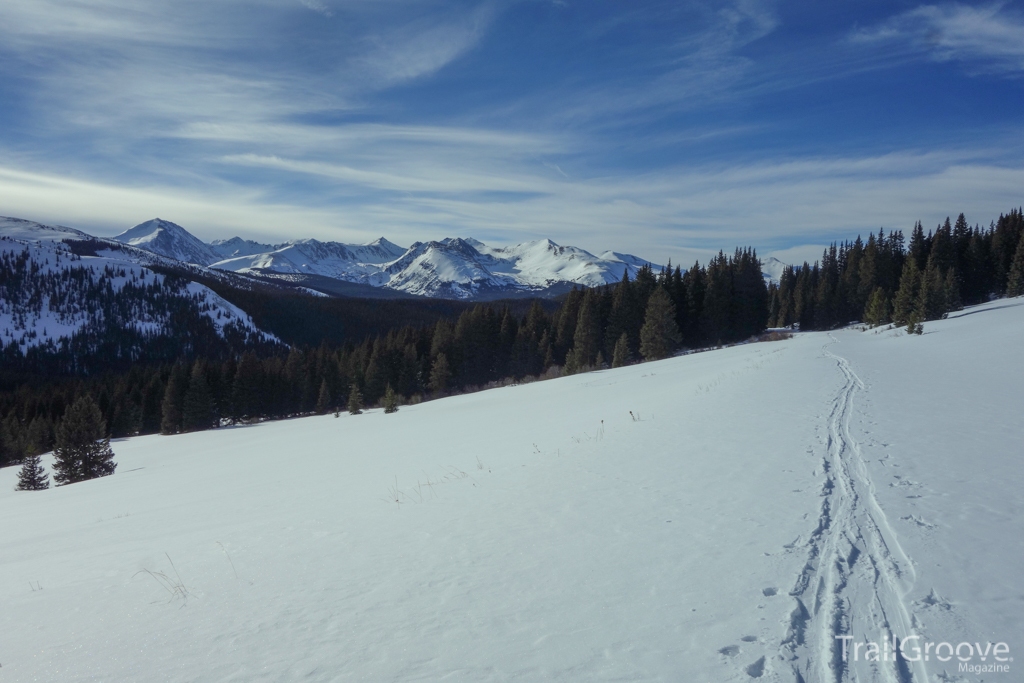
(5, 208), (1023, 471)
(0, 248), (769, 465)
(769, 210), (1024, 330)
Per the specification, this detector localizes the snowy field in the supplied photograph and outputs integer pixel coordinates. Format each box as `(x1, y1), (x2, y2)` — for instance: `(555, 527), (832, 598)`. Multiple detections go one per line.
(1, 299), (1022, 682)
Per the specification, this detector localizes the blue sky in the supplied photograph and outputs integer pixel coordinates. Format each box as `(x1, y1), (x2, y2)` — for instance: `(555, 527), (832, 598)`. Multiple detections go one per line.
(0, 0), (1022, 265)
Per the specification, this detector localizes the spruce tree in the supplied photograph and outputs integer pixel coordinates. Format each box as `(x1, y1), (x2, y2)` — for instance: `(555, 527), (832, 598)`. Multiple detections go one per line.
(52, 396), (116, 485)
(160, 364), (188, 435)
(863, 287), (890, 327)
(429, 353), (450, 394)
(16, 453), (50, 491)
(231, 352), (263, 420)
(611, 332), (631, 368)
(571, 290), (601, 367)
(892, 258), (921, 324)
(347, 384), (363, 415)
(944, 269), (963, 312)
(906, 313), (923, 336)
(383, 385), (399, 414)
(315, 379), (332, 415)
(1007, 230), (1024, 297)
(639, 288), (682, 361)
(181, 362), (216, 432)
(563, 347), (581, 375)
(917, 258), (947, 321)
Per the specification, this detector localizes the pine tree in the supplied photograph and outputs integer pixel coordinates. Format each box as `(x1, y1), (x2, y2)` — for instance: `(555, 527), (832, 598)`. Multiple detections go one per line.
(1008, 230), (1024, 297)
(315, 379), (331, 415)
(383, 385), (399, 414)
(571, 290), (601, 367)
(892, 258), (921, 325)
(347, 384), (363, 415)
(917, 257), (947, 321)
(639, 288), (683, 361)
(563, 347), (581, 375)
(863, 287), (891, 327)
(944, 269), (963, 312)
(181, 362), (216, 432)
(16, 453), (50, 491)
(160, 364), (188, 435)
(231, 352), (263, 420)
(429, 353), (450, 394)
(611, 332), (631, 368)
(52, 396), (116, 486)
(906, 312), (923, 336)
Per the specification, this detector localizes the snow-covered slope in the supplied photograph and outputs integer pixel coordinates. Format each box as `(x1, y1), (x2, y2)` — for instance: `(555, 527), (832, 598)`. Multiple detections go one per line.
(3, 299), (1020, 682)
(209, 236), (275, 260)
(1, 218), (278, 355)
(210, 237), (406, 286)
(0, 216), (91, 242)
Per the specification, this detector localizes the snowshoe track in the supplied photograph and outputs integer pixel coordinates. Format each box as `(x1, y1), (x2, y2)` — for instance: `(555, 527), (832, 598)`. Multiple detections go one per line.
(781, 334), (927, 683)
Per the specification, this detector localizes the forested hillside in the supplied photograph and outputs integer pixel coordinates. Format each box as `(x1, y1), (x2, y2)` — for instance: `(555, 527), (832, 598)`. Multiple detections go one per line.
(3, 208), (1023, 470)
(769, 209), (1024, 329)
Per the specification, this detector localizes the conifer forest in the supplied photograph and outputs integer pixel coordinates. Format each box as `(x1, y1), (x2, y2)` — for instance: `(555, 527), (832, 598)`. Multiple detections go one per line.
(1, 209), (1022, 470)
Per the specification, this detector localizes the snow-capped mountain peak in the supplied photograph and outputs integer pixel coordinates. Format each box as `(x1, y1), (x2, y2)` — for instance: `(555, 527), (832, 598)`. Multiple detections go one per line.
(209, 236), (276, 260)
(761, 256), (790, 284)
(113, 218), (221, 266)
(104, 218), (660, 300)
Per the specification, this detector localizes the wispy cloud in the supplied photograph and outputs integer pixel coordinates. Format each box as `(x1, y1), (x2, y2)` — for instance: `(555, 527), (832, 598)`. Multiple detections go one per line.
(357, 1), (500, 85)
(3, 147), (1020, 266)
(0, 0), (1021, 267)
(543, 0), (781, 125)
(851, 2), (1024, 74)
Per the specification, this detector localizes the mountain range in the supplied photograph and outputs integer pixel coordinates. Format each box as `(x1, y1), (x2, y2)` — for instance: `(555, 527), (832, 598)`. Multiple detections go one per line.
(111, 218), (663, 300)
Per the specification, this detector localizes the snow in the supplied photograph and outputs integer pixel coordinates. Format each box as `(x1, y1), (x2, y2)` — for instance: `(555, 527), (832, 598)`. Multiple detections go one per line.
(0, 216), (90, 242)
(380, 237), (659, 298)
(183, 282), (277, 340)
(8, 213), (663, 299)
(113, 218), (222, 267)
(761, 256), (789, 284)
(100, 214), (660, 298)
(0, 222), (277, 351)
(2, 298), (1020, 681)
(209, 236), (276, 260)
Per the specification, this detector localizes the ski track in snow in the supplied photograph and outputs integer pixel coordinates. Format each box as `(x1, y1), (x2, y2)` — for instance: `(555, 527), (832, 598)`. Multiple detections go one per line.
(782, 334), (927, 683)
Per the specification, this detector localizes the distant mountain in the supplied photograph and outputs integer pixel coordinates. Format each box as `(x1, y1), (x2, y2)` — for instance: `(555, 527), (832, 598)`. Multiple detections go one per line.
(110, 218), (661, 300)
(113, 218), (223, 267)
(209, 236), (276, 260)
(1, 217), (280, 371)
(761, 256), (790, 284)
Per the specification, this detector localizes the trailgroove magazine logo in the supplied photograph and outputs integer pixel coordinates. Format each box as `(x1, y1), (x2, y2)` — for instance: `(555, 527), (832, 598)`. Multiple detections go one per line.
(836, 635), (1012, 674)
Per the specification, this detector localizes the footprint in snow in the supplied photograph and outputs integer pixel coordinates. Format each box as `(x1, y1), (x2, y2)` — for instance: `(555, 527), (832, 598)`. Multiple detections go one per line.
(915, 588), (953, 611)
(762, 587), (778, 597)
(741, 635), (757, 642)
(901, 514), (936, 529)
(745, 656), (766, 678)
(718, 645), (740, 657)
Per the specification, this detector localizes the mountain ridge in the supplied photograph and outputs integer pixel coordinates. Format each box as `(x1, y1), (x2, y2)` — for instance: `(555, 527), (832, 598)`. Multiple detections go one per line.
(110, 218), (665, 300)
